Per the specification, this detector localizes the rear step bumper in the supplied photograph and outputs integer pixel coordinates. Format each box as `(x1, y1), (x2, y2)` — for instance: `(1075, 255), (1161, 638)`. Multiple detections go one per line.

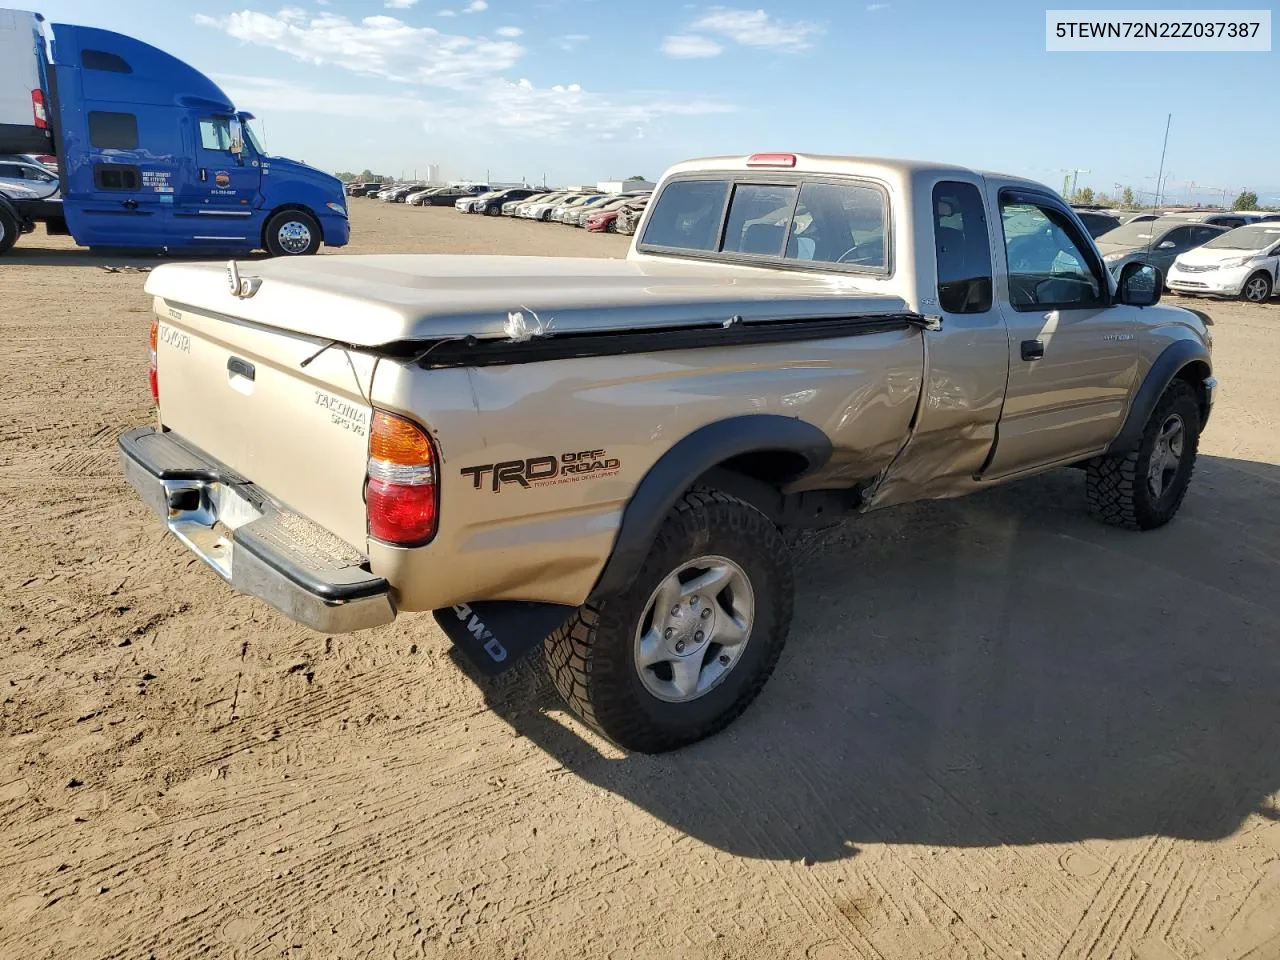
(118, 427), (395, 633)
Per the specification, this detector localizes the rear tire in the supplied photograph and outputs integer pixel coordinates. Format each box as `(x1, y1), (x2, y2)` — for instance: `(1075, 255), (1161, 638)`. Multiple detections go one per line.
(1086, 379), (1201, 530)
(264, 210), (322, 256)
(485, 205), (501, 217)
(0, 207), (19, 256)
(544, 488), (793, 753)
(1241, 271), (1272, 304)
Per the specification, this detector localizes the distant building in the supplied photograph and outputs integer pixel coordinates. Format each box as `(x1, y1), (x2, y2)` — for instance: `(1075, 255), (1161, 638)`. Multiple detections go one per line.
(598, 177), (655, 194)
(426, 163), (441, 184)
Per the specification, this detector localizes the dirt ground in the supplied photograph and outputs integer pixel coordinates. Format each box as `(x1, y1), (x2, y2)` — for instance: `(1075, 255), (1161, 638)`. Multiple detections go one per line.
(2, 202), (1278, 960)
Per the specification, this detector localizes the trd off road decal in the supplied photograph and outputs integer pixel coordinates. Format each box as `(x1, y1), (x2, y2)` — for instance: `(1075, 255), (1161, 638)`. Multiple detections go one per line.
(460, 448), (621, 492)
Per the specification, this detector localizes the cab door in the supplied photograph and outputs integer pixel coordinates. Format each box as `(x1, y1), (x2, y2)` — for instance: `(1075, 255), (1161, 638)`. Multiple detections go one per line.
(171, 114), (261, 245)
(982, 188), (1139, 479)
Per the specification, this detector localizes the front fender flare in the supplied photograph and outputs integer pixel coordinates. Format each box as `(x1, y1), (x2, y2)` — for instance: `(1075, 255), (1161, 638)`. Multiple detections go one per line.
(1109, 339), (1212, 455)
(588, 415), (832, 601)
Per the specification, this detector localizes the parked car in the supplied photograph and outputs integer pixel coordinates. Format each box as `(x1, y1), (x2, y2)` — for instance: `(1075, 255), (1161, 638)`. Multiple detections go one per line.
(1166, 222), (1280, 302)
(512, 192), (567, 217)
(582, 196), (646, 232)
(1095, 217), (1228, 278)
(1117, 211), (1160, 225)
(1072, 208), (1121, 239)
(385, 184), (428, 203)
(559, 194), (615, 225)
(1160, 211), (1256, 230)
(522, 193), (586, 220)
(475, 188), (537, 216)
(122, 151), (1214, 753)
(614, 199), (647, 236)
(420, 184), (490, 207)
(0, 154), (60, 200)
(546, 194), (601, 222)
(455, 189), (501, 213)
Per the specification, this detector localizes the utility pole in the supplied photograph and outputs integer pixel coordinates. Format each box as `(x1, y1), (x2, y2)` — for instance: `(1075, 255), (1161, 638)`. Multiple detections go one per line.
(1060, 168), (1090, 200)
(1153, 113), (1171, 208)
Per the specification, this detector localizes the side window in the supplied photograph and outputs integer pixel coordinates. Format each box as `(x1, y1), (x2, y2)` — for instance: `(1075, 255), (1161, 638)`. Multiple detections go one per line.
(1000, 198), (1105, 310)
(784, 181), (888, 269)
(199, 118), (234, 152)
(81, 49), (132, 73)
(94, 164), (141, 191)
(932, 181), (992, 313)
(87, 111), (138, 150)
(641, 179), (730, 252)
(721, 184), (797, 256)
(1159, 226), (1193, 250)
(1191, 226), (1222, 245)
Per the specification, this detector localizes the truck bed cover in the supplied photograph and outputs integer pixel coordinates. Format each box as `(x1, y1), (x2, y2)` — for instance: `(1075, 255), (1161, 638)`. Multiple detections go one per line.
(144, 255), (909, 347)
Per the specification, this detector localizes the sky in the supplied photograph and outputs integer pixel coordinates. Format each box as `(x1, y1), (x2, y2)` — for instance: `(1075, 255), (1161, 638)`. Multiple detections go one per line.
(31, 0), (1280, 204)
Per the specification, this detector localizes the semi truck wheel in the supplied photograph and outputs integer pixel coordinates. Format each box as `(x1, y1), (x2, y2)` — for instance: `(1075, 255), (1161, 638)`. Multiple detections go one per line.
(1087, 379), (1201, 530)
(0, 208), (19, 256)
(264, 210), (322, 256)
(544, 488), (793, 753)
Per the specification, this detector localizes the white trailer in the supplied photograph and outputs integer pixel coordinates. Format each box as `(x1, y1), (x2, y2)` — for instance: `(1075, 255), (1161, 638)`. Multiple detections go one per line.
(0, 9), (52, 154)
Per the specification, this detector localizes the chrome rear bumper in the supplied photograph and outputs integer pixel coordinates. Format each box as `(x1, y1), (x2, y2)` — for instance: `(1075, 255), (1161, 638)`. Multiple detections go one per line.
(118, 427), (394, 633)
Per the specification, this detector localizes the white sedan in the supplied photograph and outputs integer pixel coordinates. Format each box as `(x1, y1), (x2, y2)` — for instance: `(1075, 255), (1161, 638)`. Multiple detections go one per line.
(1167, 223), (1280, 303)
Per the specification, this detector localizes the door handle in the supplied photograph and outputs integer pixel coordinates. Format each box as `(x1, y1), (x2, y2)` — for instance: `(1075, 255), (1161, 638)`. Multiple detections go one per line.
(1021, 339), (1044, 361)
(121, 199), (138, 210)
(199, 168), (207, 182)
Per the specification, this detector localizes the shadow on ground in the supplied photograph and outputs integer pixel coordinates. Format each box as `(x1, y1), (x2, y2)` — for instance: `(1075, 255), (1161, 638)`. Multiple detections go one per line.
(470, 454), (1280, 863)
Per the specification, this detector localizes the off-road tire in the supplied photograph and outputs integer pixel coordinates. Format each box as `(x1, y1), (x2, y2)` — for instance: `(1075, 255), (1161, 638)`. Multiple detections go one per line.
(263, 209), (322, 257)
(0, 207), (19, 256)
(1241, 271), (1272, 304)
(1087, 379), (1201, 530)
(543, 488), (793, 753)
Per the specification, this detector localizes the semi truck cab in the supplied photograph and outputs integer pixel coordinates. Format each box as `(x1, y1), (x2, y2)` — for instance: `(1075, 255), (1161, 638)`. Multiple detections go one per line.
(0, 10), (348, 256)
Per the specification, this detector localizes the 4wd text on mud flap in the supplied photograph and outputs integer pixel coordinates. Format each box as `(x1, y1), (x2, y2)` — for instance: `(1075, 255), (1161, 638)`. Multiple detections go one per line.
(461, 449), (622, 492)
(453, 603), (507, 662)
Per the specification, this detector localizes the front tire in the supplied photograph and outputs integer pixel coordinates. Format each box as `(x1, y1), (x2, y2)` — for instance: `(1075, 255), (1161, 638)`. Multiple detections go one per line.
(1241, 271), (1273, 304)
(544, 488), (793, 753)
(0, 207), (18, 255)
(264, 210), (321, 256)
(1087, 379), (1201, 530)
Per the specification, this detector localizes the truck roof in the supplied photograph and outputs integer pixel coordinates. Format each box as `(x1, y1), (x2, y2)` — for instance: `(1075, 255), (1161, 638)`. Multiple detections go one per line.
(660, 153), (1051, 195)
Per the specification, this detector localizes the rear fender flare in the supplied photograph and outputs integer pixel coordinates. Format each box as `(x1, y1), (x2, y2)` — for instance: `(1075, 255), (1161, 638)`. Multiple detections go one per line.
(588, 415), (832, 601)
(1109, 339), (1212, 454)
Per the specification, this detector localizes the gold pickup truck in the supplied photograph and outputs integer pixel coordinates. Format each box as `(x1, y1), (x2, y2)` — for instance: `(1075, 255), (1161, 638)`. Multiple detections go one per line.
(119, 153), (1216, 752)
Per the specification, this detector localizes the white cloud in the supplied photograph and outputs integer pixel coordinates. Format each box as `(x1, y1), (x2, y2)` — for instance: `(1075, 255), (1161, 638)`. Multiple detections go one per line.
(495, 25), (522, 37)
(689, 7), (822, 51)
(554, 32), (589, 50)
(438, 8), (456, 14)
(660, 33), (723, 58)
(865, 3), (888, 10)
(213, 72), (734, 141)
(277, 5), (307, 22)
(195, 10), (522, 89)
(385, 0), (419, 7)
(463, 0), (487, 11)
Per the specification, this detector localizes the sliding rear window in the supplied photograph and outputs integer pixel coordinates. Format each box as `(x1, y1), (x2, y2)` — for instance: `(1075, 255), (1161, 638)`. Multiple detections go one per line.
(640, 176), (890, 274)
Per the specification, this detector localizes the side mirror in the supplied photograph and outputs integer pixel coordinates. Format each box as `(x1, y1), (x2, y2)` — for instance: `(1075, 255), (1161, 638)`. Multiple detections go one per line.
(1158, 239), (1176, 249)
(1117, 261), (1162, 307)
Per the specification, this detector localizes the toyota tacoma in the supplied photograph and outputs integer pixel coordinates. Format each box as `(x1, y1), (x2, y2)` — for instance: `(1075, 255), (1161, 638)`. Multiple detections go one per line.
(119, 153), (1216, 752)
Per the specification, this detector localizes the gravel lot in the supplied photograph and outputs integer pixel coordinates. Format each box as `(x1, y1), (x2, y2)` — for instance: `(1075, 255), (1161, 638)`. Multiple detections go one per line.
(2, 202), (1278, 960)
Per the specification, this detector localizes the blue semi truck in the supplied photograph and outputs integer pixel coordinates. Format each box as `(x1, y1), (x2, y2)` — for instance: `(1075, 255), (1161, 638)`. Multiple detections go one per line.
(0, 9), (348, 257)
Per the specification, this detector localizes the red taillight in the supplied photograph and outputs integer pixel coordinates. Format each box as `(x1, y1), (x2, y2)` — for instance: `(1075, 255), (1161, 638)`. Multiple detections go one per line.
(746, 153), (797, 168)
(366, 410), (438, 546)
(148, 317), (159, 405)
(31, 89), (47, 130)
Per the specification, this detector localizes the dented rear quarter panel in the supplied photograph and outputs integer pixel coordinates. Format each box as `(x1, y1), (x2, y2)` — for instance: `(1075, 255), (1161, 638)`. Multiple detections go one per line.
(368, 329), (923, 612)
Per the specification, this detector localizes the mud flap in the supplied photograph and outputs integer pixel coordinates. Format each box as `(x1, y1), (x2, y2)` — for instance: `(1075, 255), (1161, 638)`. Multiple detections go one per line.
(433, 601), (576, 677)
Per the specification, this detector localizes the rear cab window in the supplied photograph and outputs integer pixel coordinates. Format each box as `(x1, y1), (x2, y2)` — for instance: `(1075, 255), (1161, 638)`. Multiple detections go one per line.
(932, 181), (992, 313)
(639, 175), (891, 274)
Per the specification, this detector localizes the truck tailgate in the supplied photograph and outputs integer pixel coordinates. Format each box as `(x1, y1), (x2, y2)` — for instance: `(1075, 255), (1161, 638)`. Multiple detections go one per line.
(154, 301), (374, 552)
